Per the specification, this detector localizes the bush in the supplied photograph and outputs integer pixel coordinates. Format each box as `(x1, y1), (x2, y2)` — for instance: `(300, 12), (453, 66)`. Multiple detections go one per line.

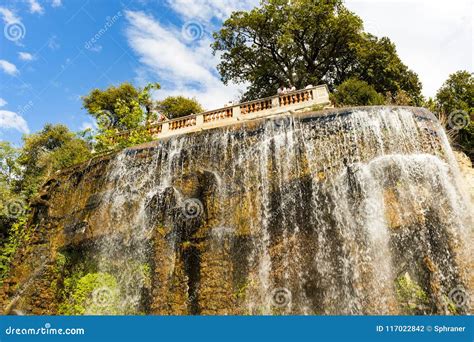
(59, 272), (121, 315)
(157, 96), (204, 119)
(395, 272), (430, 314)
(331, 79), (385, 107)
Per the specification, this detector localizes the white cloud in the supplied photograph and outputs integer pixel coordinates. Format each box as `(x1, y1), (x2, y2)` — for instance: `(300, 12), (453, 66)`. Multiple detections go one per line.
(80, 121), (96, 131)
(18, 52), (35, 61)
(27, 0), (44, 14)
(345, 0), (473, 98)
(0, 98), (7, 107)
(0, 60), (19, 75)
(166, 0), (257, 22)
(0, 7), (20, 24)
(124, 10), (247, 109)
(51, 0), (62, 7)
(0, 110), (30, 134)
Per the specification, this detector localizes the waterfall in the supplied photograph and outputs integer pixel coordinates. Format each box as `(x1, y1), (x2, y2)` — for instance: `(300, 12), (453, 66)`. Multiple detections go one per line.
(6, 106), (470, 315)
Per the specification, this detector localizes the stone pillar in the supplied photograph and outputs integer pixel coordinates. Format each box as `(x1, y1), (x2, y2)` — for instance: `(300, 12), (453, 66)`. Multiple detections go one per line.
(312, 86), (330, 104)
(161, 122), (170, 133)
(232, 105), (241, 120)
(271, 96), (279, 108)
(196, 114), (204, 127)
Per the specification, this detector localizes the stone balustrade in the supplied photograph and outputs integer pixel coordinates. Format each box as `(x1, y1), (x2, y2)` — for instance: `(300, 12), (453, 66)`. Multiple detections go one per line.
(112, 85), (331, 142)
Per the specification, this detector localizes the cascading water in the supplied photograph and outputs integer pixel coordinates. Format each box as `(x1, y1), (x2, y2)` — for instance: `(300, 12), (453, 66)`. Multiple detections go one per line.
(2, 106), (472, 315)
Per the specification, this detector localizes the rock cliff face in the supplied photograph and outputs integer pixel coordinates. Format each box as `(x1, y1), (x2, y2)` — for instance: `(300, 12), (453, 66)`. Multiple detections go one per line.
(1, 106), (472, 315)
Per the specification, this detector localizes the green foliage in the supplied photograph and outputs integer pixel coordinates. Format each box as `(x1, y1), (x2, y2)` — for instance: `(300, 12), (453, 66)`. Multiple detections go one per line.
(82, 82), (161, 151)
(434, 71), (473, 158)
(435, 71), (473, 115)
(58, 272), (121, 315)
(157, 96), (204, 119)
(0, 142), (20, 184)
(0, 142), (24, 238)
(212, 0), (423, 104)
(353, 34), (423, 105)
(0, 216), (28, 285)
(395, 273), (430, 314)
(331, 79), (384, 106)
(82, 83), (141, 130)
(17, 124), (92, 198)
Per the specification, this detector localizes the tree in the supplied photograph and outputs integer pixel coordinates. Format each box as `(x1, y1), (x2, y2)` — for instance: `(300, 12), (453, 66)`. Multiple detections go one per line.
(0, 142), (23, 242)
(354, 34), (423, 105)
(331, 79), (384, 106)
(212, 0), (423, 104)
(82, 82), (160, 131)
(157, 96), (204, 119)
(82, 82), (161, 151)
(17, 124), (92, 198)
(0, 142), (20, 186)
(434, 71), (473, 159)
(435, 71), (473, 115)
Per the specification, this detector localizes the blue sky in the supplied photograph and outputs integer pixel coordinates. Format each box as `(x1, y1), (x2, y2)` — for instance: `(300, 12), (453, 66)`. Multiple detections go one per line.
(0, 0), (472, 146)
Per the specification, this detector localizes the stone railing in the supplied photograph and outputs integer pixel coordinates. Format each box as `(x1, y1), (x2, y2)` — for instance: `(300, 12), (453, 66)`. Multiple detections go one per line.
(112, 85), (331, 142)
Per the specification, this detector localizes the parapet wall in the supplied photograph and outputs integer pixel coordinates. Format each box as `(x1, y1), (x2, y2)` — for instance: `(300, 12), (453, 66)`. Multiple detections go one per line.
(113, 85), (331, 141)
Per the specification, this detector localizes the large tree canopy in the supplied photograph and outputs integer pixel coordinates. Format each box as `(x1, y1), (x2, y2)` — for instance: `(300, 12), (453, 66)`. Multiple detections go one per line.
(212, 0), (422, 104)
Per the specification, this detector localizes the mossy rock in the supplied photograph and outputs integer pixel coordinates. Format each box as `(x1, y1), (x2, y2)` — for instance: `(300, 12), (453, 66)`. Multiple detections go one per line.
(58, 272), (120, 315)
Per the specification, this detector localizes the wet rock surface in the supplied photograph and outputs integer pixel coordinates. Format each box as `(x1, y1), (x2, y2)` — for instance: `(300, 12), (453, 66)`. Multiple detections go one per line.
(1, 106), (472, 315)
